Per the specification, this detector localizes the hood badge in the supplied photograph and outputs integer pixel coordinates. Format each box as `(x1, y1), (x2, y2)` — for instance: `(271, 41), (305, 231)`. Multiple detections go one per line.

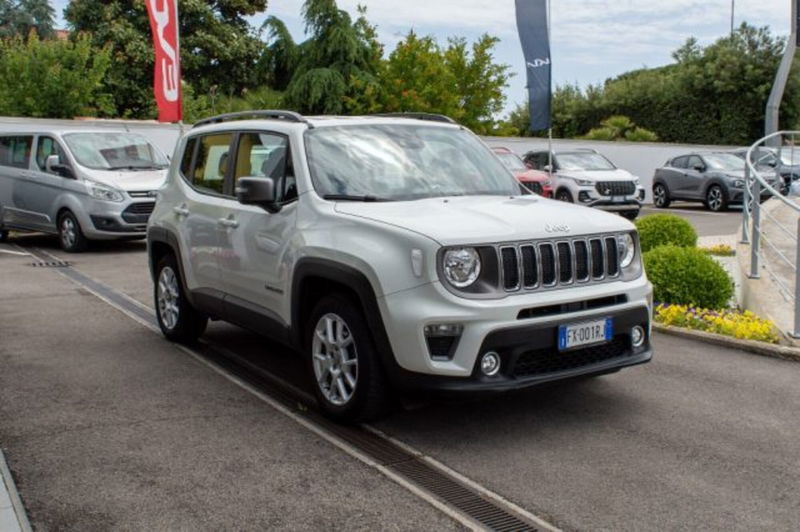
(545, 223), (571, 234)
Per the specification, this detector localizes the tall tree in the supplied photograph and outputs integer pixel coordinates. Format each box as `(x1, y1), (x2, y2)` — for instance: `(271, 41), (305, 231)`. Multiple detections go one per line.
(0, 0), (56, 38)
(65, 0), (269, 118)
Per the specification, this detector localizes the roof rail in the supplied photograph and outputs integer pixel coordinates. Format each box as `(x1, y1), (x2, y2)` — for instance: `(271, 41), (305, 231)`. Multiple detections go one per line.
(192, 110), (310, 129)
(371, 112), (457, 124)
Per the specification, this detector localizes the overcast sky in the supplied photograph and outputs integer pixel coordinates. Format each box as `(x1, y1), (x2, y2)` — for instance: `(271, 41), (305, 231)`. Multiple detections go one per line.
(52, 0), (794, 115)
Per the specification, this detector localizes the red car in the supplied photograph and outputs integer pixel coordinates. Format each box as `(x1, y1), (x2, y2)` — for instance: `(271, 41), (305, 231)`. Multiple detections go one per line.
(492, 146), (553, 198)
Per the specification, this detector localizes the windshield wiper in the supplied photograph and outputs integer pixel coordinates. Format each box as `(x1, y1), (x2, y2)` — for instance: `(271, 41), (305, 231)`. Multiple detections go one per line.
(108, 165), (167, 171)
(322, 194), (389, 202)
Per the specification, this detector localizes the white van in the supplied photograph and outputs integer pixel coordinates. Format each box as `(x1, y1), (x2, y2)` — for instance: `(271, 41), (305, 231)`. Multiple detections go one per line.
(0, 128), (169, 251)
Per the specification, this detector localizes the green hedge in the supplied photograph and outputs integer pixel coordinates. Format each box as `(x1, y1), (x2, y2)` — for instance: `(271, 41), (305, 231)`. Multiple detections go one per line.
(644, 246), (733, 309)
(635, 214), (698, 253)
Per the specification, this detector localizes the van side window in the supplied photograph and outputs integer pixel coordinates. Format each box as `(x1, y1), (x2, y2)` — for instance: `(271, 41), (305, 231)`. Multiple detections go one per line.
(233, 132), (296, 202)
(180, 138), (197, 178)
(0, 136), (33, 169)
(35, 136), (67, 174)
(192, 133), (232, 195)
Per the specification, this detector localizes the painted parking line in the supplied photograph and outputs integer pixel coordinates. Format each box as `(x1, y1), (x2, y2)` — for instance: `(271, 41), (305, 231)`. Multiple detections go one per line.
(20, 245), (559, 532)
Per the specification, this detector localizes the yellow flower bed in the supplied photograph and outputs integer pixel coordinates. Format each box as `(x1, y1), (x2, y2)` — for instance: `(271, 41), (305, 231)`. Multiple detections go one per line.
(655, 304), (779, 344)
(699, 244), (735, 256)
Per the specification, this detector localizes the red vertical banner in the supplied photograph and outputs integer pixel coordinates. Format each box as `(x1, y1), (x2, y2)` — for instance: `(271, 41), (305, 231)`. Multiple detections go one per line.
(145, 0), (182, 122)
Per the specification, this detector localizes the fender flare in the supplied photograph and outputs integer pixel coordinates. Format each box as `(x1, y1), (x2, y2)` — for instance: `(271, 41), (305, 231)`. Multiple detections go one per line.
(146, 226), (194, 306)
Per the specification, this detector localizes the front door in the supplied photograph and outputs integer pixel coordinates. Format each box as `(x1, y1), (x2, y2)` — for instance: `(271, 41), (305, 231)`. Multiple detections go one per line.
(218, 131), (298, 327)
(23, 135), (75, 232)
(683, 155), (707, 199)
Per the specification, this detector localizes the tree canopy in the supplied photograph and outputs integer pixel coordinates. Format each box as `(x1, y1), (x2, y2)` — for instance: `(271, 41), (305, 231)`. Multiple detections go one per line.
(0, 0), (56, 39)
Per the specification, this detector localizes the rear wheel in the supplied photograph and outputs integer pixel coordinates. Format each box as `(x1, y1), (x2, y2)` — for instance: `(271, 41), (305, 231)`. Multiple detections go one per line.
(307, 294), (390, 423)
(705, 185), (728, 212)
(653, 183), (671, 208)
(556, 189), (574, 203)
(58, 211), (88, 252)
(154, 254), (207, 343)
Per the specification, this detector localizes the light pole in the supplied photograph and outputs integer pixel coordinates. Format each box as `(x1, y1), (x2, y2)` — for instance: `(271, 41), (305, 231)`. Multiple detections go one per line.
(731, 0), (735, 36)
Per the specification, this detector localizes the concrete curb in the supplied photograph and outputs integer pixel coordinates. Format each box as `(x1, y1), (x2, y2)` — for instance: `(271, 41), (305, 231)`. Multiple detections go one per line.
(0, 450), (32, 532)
(654, 324), (800, 363)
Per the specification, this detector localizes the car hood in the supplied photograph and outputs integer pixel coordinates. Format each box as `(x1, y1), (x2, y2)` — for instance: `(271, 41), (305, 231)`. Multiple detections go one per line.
(559, 169), (635, 182)
(81, 167), (168, 191)
(334, 195), (632, 246)
(513, 169), (550, 183)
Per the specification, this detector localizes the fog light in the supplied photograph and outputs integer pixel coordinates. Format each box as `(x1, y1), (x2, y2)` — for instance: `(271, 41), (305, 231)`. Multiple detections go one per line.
(631, 326), (645, 348)
(480, 351), (501, 377)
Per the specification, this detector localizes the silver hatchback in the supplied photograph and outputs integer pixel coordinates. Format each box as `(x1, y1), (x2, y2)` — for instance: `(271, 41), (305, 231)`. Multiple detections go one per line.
(0, 129), (169, 251)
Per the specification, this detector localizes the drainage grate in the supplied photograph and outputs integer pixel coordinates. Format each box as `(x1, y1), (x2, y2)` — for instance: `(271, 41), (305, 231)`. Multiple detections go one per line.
(30, 260), (71, 268)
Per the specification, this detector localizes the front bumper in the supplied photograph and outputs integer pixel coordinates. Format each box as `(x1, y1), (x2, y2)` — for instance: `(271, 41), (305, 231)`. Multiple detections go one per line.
(576, 186), (645, 212)
(77, 199), (154, 240)
(378, 275), (652, 392)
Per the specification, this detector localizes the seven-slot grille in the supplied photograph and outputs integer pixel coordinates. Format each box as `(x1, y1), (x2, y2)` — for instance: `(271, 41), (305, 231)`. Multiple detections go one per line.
(595, 181), (636, 196)
(500, 236), (620, 292)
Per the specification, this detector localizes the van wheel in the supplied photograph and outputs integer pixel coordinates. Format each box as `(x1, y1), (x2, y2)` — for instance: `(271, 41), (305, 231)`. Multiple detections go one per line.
(653, 183), (671, 208)
(307, 294), (389, 423)
(154, 254), (207, 343)
(58, 211), (88, 252)
(556, 189), (574, 203)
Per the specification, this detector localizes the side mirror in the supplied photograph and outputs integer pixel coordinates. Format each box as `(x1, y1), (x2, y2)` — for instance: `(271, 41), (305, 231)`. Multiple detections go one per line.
(46, 154), (75, 179)
(235, 176), (280, 213)
(693, 163), (705, 172)
(543, 164), (552, 172)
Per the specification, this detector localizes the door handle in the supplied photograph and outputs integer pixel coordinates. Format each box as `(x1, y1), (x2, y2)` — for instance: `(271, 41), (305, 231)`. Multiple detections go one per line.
(218, 216), (239, 229)
(173, 205), (189, 217)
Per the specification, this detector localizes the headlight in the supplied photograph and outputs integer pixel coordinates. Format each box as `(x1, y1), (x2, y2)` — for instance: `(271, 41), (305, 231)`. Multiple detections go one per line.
(442, 248), (481, 288)
(618, 233), (636, 269)
(87, 182), (124, 202)
(574, 178), (594, 186)
(733, 179), (745, 188)
(633, 178), (641, 186)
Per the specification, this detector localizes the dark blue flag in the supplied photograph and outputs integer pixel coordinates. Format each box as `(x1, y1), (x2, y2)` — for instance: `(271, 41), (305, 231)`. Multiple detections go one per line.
(515, 0), (552, 131)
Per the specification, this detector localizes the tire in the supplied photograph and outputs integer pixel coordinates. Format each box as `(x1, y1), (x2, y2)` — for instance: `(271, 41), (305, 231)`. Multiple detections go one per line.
(0, 229), (8, 243)
(621, 210), (640, 221)
(154, 254), (207, 343)
(705, 185), (728, 212)
(652, 183), (671, 208)
(306, 294), (390, 423)
(58, 211), (88, 252)
(556, 188), (574, 203)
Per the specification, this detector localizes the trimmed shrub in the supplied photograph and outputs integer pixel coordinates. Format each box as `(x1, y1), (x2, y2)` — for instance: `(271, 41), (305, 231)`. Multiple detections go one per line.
(635, 214), (698, 253)
(644, 246), (733, 309)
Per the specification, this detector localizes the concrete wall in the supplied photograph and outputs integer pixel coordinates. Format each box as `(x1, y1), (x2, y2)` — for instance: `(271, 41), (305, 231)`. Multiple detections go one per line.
(1, 117), (744, 203)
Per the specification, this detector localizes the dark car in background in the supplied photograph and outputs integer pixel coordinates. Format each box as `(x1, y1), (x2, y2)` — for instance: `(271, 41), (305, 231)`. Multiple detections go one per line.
(652, 152), (779, 212)
(491, 146), (553, 197)
(730, 148), (789, 195)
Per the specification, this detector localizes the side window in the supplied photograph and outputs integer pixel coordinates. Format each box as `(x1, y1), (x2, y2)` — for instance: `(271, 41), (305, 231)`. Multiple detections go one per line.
(180, 137), (197, 178)
(35, 136), (67, 174)
(687, 155), (703, 170)
(529, 153), (546, 170)
(672, 156), (687, 169)
(0, 136), (33, 169)
(233, 132), (296, 202)
(192, 133), (233, 194)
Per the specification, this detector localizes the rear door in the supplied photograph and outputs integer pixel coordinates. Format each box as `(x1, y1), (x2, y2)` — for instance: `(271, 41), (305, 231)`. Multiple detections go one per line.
(0, 135), (37, 230)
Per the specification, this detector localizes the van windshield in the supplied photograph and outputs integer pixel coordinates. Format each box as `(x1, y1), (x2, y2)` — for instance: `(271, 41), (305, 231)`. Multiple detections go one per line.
(64, 133), (169, 171)
(305, 125), (520, 201)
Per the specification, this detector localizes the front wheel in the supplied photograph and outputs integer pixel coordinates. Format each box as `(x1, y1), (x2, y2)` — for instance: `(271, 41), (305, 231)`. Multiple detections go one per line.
(154, 254), (207, 343)
(705, 185), (728, 212)
(307, 294), (390, 423)
(621, 210), (640, 221)
(653, 183), (671, 208)
(556, 189), (574, 203)
(58, 211), (88, 252)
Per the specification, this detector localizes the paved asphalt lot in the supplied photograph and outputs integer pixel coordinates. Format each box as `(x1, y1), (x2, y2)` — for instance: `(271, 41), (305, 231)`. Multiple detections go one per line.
(2, 206), (799, 530)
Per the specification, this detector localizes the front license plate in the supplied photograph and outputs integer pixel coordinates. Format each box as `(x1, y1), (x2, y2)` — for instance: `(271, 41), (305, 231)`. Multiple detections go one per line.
(558, 318), (613, 351)
(611, 196), (625, 203)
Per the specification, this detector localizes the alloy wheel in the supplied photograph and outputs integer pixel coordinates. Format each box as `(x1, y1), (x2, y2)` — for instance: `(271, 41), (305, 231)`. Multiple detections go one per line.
(707, 186), (723, 211)
(312, 313), (358, 406)
(157, 266), (180, 330)
(60, 217), (76, 249)
(654, 185), (666, 207)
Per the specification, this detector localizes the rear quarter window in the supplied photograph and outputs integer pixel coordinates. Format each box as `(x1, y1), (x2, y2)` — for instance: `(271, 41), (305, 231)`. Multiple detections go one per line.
(0, 136), (33, 169)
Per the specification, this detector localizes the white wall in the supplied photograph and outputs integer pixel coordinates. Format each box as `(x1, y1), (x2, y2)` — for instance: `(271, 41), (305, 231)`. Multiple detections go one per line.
(1, 117), (743, 204)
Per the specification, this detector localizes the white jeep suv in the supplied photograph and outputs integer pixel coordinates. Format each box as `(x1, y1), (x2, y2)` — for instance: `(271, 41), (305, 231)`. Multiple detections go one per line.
(523, 149), (646, 220)
(148, 111), (653, 422)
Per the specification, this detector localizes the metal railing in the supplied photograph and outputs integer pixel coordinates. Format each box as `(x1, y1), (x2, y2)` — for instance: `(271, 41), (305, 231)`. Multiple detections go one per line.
(743, 131), (800, 337)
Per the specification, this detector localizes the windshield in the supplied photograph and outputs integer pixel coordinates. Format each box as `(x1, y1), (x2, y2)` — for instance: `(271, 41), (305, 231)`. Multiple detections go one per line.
(556, 153), (615, 171)
(305, 125), (520, 201)
(495, 152), (526, 172)
(779, 148), (800, 165)
(64, 132), (169, 171)
(705, 153), (745, 171)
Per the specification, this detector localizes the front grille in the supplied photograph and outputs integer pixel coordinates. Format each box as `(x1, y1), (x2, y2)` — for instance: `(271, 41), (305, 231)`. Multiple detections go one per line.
(501, 235), (622, 292)
(128, 190), (156, 198)
(595, 181), (636, 196)
(512, 336), (629, 378)
(126, 202), (155, 215)
(526, 182), (544, 195)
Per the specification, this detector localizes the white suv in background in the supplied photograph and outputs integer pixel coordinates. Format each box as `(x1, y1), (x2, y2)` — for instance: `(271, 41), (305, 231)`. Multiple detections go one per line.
(523, 149), (646, 220)
(148, 111), (653, 422)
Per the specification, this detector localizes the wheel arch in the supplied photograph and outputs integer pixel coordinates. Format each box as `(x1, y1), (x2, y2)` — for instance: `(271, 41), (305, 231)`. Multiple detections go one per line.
(147, 227), (194, 305)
